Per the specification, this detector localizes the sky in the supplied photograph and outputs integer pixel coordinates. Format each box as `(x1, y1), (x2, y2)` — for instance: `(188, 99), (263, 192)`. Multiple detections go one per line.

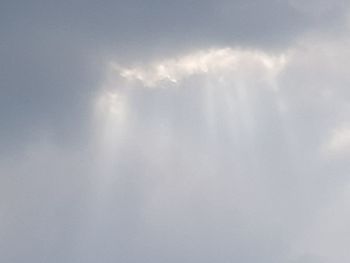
(1, 1), (350, 262)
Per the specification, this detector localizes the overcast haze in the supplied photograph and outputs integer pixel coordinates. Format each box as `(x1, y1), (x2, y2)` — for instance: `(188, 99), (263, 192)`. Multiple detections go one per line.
(1, 1), (350, 262)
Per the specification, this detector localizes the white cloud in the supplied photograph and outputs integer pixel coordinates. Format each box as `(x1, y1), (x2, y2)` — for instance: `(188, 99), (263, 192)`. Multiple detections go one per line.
(111, 48), (288, 88)
(95, 91), (127, 121)
(325, 125), (350, 155)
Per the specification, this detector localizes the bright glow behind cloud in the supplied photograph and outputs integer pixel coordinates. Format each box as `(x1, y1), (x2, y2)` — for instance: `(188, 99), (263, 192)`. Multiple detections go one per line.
(111, 48), (288, 88)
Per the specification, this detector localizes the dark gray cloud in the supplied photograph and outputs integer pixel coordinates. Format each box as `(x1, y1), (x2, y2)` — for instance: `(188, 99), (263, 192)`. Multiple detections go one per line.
(0, 31), (98, 153)
(0, 0), (348, 151)
(2, 0), (347, 49)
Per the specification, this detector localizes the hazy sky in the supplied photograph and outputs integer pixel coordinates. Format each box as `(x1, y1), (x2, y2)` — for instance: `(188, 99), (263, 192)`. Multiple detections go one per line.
(1, 1), (350, 262)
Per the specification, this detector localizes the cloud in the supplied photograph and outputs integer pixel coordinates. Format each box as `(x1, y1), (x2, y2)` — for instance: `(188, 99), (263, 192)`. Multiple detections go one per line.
(112, 48), (287, 88)
(324, 125), (350, 155)
(1, 0), (348, 151)
(288, 0), (345, 17)
(1, 1), (350, 263)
